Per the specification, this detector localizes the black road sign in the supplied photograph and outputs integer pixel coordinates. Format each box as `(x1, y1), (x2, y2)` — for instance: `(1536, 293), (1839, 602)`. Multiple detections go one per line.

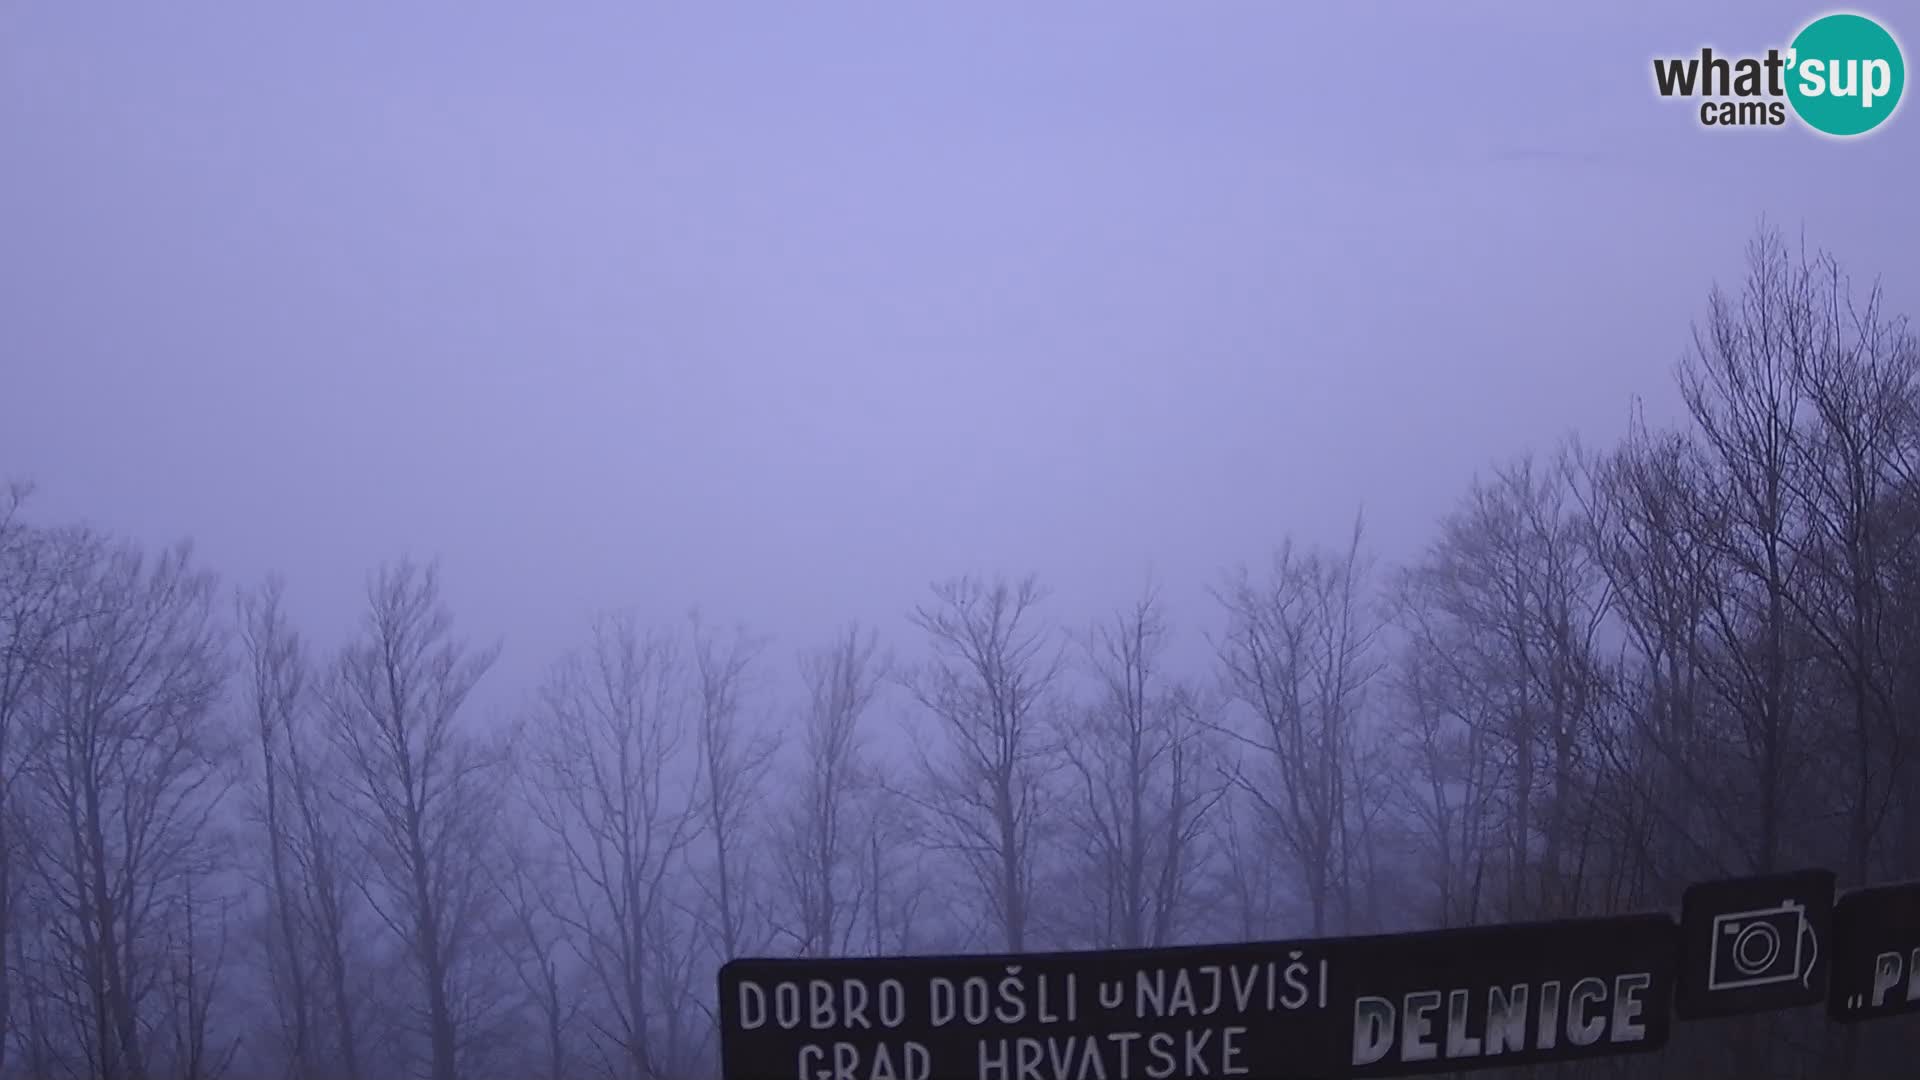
(720, 940), (1334, 1080)
(1676, 868), (1835, 1019)
(718, 913), (1677, 1080)
(1828, 880), (1920, 1022)
(721, 937), (1336, 1076)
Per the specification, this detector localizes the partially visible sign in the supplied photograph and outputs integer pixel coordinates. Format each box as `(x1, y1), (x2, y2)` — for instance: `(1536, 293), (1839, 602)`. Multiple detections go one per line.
(1676, 868), (1835, 1019)
(1332, 915), (1676, 1078)
(1828, 880), (1920, 1022)
(717, 914), (1678, 1080)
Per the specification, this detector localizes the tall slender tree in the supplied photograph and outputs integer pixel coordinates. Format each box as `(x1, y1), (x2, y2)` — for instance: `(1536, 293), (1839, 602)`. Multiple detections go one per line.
(321, 560), (502, 1080)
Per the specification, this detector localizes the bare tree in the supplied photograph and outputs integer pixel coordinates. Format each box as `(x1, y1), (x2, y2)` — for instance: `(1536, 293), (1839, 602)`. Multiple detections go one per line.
(232, 574), (375, 1080)
(1385, 621), (1503, 928)
(520, 610), (698, 1080)
(490, 821), (577, 1080)
(155, 874), (241, 1080)
(1059, 585), (1224, 948)
(861, 782), (942, 956)
(237, 577), (317, 1080)
(280, 682), (369, 1080)
(903, 574), (1062, 953)
(321, 560), (502, 1080)
(646, 880), (723, 1079)
(1207, 789), (1286, 939)
(1215, 517), (1382, 934)
(778, 623), (888, 957)
(1779, 251), (1920, 886)
(687, 613), (774, 966)
(1675, 225), (1819, 876)
(1583, 415), (1727, 891)
(0, 482), (67, 1075)
(20, 531), (233, 1080)
(1396, 456), (1610, 922)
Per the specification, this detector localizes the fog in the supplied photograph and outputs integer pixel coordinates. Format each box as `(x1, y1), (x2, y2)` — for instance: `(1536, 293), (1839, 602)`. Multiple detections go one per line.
(2, 3), (1917, 1079)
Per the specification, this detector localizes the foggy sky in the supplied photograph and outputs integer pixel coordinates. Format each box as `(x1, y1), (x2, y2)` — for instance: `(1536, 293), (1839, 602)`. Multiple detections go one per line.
(3, 1), (1915, 709)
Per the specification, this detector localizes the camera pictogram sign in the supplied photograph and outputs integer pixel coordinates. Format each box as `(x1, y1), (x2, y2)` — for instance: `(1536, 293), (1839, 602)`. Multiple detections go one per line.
(1676, 868), (1835, 1019)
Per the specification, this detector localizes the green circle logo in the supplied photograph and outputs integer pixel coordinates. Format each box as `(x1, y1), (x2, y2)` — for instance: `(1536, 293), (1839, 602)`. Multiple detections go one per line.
(1786, 13), (1905, 136)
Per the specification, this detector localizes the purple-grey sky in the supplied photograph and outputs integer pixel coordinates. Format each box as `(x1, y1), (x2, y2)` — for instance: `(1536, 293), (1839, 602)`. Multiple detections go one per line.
(4, 1), (1915, 706)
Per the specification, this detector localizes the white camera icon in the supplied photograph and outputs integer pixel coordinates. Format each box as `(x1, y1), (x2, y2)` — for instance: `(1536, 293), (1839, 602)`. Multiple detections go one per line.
(1707, 900), (1819, 992)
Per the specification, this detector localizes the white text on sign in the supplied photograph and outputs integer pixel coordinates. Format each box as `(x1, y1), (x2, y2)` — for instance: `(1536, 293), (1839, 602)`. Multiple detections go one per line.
(1351, 973), (1653, 1067)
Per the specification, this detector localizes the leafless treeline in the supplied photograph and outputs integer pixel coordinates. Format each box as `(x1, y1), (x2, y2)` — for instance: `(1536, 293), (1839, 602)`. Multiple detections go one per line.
(3, 226), (1918, 1079)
